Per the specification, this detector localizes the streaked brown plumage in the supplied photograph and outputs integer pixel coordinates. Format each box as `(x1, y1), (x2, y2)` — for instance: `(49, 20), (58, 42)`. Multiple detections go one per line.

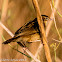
(2, 15), (49, 47)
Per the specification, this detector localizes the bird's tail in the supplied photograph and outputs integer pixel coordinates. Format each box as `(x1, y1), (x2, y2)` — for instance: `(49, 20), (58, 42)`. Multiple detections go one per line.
(2, 36), (20, 44)
(2, 32), (38, 44)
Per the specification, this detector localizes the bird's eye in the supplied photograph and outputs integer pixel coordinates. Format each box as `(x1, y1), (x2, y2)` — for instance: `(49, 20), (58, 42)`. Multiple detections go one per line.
(45, 17), (49, 20)
(46, 17), (48, 19)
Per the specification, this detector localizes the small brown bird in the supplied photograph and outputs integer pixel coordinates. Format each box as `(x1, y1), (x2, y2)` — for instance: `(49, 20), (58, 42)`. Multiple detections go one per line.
(2, 15), (49, 47)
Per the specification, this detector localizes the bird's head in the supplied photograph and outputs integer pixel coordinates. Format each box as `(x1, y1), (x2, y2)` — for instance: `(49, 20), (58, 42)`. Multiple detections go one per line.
(41, 15), (50, 29)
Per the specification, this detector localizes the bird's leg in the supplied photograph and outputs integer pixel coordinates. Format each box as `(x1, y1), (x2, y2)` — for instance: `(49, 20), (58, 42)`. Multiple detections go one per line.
(17, 41), (28, 53)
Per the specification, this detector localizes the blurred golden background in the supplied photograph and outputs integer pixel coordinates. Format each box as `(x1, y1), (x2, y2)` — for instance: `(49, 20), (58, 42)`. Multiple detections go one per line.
(0, 0), (62, 62)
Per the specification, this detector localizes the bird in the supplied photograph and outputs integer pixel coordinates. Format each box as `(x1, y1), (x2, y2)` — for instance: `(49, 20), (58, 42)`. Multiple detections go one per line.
(2, 15), (50, 47)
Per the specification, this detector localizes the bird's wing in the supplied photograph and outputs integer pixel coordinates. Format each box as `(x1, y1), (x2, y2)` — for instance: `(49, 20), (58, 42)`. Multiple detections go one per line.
(15, 18), (37, 35)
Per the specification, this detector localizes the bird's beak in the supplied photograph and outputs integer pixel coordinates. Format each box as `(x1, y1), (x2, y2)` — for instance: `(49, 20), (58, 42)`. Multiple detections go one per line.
(49, 18), (54, 21)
